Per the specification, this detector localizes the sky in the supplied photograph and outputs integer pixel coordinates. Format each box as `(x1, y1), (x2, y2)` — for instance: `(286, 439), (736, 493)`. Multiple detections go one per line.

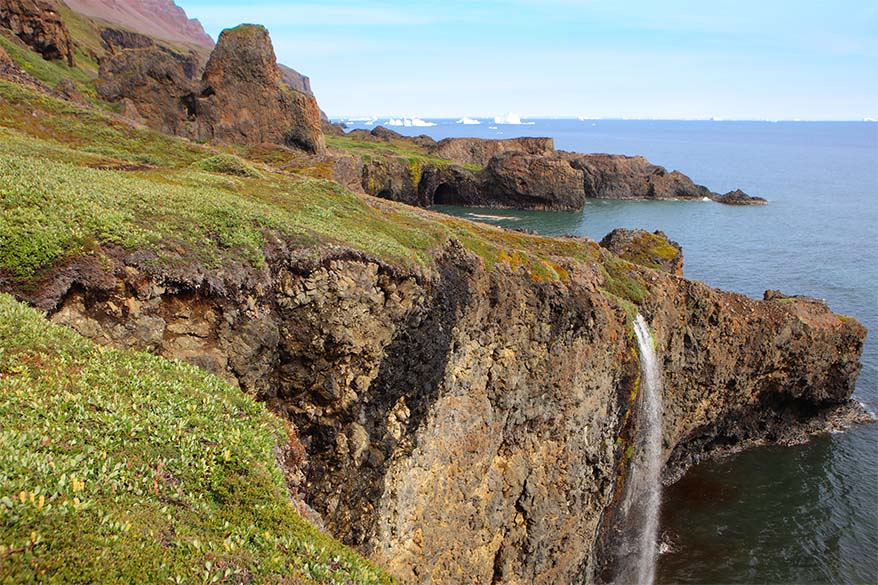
(177, 0), (878, 120)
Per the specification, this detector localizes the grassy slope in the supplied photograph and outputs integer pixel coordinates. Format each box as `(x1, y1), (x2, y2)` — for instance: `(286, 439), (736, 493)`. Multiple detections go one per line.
(325, 134), (481, 171)
(0, 293), (389, 583)
(0, 79), (617, 285)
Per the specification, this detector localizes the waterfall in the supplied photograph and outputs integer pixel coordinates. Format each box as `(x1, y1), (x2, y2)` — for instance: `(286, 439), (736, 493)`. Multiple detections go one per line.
(615, 314), (664, 585)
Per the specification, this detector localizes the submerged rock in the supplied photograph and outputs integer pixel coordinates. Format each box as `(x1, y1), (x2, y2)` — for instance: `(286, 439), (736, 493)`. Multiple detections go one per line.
(714, 188), (768, 205)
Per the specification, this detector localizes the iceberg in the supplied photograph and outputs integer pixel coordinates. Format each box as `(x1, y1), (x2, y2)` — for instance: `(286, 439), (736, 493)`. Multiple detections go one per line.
(385, 117), (437, 127)
(493, 112), (535, 125)
(456, 117), (481, 125)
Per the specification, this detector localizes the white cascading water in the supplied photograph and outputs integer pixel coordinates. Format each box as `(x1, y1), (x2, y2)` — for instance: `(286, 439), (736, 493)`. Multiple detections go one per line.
(616, 314), (665, 585)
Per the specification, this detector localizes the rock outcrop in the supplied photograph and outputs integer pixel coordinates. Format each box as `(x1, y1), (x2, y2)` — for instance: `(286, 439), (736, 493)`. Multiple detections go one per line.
(95, 24), (325, 154)
(63, 0), (214, 48)
(476, 151), (587, 210)
(335, 130), (764, 211)
(430, 137), (556, 167)
(7, 231), (864, 584)
(599, 229), (684, 277)
(714, 188), (767, 205)
(0, 0), (74, 66)
(96, 46), (197, 135)
(564, 153), (711, 200)
(194, 25), (324, 154)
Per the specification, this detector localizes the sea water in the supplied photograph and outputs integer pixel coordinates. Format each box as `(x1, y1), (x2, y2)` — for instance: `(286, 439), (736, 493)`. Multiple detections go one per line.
(345, 118), (878, 584)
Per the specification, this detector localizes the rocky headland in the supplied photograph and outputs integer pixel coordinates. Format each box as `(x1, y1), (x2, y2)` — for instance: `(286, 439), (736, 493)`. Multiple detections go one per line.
(0, 3), (866, 584)
(325, 126), (768, 211)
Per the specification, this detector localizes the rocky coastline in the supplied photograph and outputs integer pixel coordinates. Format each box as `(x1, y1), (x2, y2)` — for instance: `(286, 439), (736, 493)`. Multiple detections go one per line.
(2, 226), (864, 583)
(0, 3), (867, 584)
(329, 126), (768, 211)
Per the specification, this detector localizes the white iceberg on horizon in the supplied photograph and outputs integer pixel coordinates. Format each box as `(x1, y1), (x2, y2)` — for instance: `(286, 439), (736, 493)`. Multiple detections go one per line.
(385, 117), (437, 127)
(494, 112), (535, 125)
(456, 117), (481, 125)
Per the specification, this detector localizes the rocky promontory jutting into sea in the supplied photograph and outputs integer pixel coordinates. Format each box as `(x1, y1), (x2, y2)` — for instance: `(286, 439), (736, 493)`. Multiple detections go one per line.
(0, 1), (868, 583)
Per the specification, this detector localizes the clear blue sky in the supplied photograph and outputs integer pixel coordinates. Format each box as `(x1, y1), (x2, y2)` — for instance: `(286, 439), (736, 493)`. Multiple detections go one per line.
(178, 0), (877, 120)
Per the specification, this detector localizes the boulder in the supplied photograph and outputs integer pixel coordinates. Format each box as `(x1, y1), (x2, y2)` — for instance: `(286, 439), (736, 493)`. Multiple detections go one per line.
(53, 77), (85, 103)
(194, 25), (325, 154)
(600, 228), (684, 276)
(0, 0), (74, 66)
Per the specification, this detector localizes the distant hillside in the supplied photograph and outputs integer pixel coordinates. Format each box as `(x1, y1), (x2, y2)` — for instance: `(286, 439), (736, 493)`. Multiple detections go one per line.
(62, 0), (214, 48)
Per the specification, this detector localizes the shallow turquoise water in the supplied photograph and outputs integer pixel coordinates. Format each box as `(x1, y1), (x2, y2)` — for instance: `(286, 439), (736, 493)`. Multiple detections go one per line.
(365, 118), (878, 584)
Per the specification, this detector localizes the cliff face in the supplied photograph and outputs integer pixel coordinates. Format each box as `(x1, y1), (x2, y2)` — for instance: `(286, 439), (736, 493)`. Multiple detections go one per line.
(330, 128), (766, 211)
(62, 0), (214, 48)
(14, 233), (864, 584)
(431, 137), (555, 167)
(0, 0), (74, 66)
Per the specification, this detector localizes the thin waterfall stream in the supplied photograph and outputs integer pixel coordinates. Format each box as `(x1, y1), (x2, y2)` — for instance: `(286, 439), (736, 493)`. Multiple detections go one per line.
(615, 314), (665, 585)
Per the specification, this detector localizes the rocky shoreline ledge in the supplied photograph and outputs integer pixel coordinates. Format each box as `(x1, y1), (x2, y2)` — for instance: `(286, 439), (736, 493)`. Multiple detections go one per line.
(329, 127), (768, 210)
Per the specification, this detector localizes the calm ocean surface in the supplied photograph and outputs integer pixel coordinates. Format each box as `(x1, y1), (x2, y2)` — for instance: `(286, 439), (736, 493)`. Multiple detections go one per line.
(343, 118), (878, 584)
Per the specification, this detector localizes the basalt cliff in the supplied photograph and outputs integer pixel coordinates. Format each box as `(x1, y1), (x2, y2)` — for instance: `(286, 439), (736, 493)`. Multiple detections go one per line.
(0, 6), (866, 585)
(5, 222), (865, 583)
(324, 127), (768, 211)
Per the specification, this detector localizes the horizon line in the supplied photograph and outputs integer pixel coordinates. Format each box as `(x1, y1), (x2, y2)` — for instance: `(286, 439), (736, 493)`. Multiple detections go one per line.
(331, 116), (878, 123)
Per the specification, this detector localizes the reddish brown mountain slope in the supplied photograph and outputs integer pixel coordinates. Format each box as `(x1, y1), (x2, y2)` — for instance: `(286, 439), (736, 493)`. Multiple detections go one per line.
(62, 0), (213, 47)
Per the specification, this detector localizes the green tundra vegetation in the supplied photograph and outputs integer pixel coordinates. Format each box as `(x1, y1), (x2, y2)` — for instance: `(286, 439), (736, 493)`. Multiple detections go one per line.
(0, 78), (644, 286)
(0, 293), (390, 583)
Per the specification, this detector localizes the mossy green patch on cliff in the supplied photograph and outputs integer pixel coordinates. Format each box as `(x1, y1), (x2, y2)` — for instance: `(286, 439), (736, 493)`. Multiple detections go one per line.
(621, 232), (680, 271)
(326, 135), (460, 168)
(0, 293), (390, 583)
(599, 252), (650, 305)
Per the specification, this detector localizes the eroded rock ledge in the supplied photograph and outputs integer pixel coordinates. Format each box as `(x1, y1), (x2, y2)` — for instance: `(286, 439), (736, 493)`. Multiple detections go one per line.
(4, 230), (864, 584)
(328, 126), (767, 211)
